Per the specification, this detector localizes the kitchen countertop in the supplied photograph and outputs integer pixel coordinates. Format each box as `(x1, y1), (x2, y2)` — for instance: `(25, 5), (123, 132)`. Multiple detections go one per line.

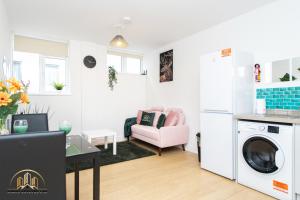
(235, 114), (300, 124)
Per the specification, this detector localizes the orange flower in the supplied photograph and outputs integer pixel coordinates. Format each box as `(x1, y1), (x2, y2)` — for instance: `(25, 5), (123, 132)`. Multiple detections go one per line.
(20, 93), (30, 104)
(0, 82), (6, 90)
(0, 92), (12, 106)
(7, 78), (22, 93)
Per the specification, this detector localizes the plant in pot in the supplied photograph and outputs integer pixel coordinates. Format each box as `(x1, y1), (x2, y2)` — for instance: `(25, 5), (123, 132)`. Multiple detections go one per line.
(53, 82), (65, 91)
(108, 66), (118, 90)
(0, 78), (30, 135)
(279, 73), (296, 82)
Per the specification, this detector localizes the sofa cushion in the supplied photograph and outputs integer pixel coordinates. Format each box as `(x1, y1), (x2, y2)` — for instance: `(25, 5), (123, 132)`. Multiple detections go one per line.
(165, 111), (178, 126)
(140, 112), (155, 126)
(131, 124), (160, 140)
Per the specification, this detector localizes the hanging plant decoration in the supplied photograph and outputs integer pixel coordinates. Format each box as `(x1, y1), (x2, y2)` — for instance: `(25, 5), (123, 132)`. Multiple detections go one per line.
(108, 66), (118, 90)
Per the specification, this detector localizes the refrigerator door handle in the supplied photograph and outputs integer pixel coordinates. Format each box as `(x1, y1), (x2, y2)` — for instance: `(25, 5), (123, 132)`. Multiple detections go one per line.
(203, 109), (232, 114)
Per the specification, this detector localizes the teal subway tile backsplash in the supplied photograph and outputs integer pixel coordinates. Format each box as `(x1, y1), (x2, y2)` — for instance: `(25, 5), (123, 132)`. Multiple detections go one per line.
(256, 87), (300, 110)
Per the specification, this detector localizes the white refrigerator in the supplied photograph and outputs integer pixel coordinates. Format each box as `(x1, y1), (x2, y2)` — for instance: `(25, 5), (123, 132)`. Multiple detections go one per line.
(200, 49), (253, 180)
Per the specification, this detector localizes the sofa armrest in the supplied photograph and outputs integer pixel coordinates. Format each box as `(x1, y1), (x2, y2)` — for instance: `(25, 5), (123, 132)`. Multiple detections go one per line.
(159, 125), (189, 148)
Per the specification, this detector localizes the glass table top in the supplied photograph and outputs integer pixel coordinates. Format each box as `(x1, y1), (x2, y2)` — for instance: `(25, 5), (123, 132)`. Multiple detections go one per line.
(66, 135), (100, 157)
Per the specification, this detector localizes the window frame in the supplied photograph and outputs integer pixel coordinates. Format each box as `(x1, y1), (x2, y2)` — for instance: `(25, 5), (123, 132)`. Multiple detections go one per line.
(107, 51), (143, 75)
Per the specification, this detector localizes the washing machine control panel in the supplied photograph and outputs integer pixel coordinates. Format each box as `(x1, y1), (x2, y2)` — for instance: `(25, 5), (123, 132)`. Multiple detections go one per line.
(238, 121), (293, 134)
(238, 121), (284, 135)
(268, 126), (280, 134)
(258, 126), (266, 131)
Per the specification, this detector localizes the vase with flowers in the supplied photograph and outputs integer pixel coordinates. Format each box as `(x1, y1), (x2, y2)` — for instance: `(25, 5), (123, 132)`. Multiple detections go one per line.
(0, 78), (30, 135)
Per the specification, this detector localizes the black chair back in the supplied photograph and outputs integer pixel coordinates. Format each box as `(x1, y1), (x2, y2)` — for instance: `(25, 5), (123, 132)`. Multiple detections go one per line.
(0, 131), (66, 200)
(11, 113), (49, 133)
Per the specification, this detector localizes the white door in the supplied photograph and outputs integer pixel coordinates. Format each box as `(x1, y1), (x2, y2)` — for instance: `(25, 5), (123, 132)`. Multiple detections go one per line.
(200, 113), (234, 179)
(200, 51), (233, 113)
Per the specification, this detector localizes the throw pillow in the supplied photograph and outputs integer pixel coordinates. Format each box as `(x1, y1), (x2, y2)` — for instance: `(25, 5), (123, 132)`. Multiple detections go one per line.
(177, 112), (185, 125)
(140, 112), (155, 126)
(156, 114), (166, 129)
(152, 111), (163, 127)
(137, 110), (143, 124)
(164, 111), (178, 126)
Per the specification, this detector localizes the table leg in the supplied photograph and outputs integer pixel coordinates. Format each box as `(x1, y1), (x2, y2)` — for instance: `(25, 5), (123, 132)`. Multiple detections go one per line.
(93, 158), (100, 200)
(75, 162), (79, 200)
(113, 135), (117, 155)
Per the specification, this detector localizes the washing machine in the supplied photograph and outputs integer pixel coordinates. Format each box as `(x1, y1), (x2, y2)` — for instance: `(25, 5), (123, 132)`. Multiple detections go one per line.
(237, 120), (294, 200)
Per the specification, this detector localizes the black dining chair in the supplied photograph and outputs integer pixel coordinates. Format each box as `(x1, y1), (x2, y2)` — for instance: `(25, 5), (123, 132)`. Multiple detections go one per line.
(11, 113), (49, 133)
(0, 131), (66, 200)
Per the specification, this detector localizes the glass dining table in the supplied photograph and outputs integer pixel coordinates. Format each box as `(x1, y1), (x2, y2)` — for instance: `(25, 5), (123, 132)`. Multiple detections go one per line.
(66, 135), (101, 200)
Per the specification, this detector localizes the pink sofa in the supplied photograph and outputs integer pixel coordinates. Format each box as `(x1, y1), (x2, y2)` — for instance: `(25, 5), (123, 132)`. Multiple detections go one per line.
(131, 107), (189, 156)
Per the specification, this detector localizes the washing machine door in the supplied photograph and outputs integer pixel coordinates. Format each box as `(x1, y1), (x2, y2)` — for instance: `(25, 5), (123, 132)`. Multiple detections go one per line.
(242, 136), (284, 174)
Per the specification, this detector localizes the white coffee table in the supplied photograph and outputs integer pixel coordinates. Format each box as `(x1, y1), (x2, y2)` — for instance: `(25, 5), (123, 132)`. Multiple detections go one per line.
(82, 129), (117, 155)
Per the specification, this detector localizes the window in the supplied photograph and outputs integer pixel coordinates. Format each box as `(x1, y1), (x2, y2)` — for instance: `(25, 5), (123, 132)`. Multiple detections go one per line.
(13, 35), (69, 94)
(107, 52), (142, 74)
(107, 54), (122, 72)
(126, 57), (141, 74)
(44, 58), (66, 92)
(12, 61), (22, 81)
(13, 51), (40, 94)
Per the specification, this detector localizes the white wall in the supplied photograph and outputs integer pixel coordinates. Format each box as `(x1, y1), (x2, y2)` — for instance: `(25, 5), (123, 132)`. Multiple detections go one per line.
(144, 0), (300, 153)
(29, 40), (146, 141)
(0, 0), (11, 77)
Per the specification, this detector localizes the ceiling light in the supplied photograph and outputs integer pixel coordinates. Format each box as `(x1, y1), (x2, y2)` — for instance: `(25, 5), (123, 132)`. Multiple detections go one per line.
(109, 17), (131, 48)
(110, 34), (128, 48)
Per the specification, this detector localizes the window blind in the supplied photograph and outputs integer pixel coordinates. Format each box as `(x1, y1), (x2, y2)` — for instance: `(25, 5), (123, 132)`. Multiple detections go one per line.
(14, 35), (68, 58)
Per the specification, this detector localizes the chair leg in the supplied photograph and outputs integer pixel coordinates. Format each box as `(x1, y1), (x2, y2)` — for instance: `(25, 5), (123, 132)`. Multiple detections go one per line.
(182, 144), (185, 151)
(158, 147), (162, 156)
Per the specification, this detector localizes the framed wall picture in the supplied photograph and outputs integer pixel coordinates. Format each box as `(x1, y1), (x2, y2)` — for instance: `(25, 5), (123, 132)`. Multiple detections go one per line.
(160, 49), (173, 82)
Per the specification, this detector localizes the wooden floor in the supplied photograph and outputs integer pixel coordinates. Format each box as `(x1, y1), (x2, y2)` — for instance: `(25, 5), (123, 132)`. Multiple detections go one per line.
(66, 143), (275, 200)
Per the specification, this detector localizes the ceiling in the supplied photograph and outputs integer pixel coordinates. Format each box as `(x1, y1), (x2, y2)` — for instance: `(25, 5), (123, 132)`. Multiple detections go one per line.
(4, 0), (276, 52)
